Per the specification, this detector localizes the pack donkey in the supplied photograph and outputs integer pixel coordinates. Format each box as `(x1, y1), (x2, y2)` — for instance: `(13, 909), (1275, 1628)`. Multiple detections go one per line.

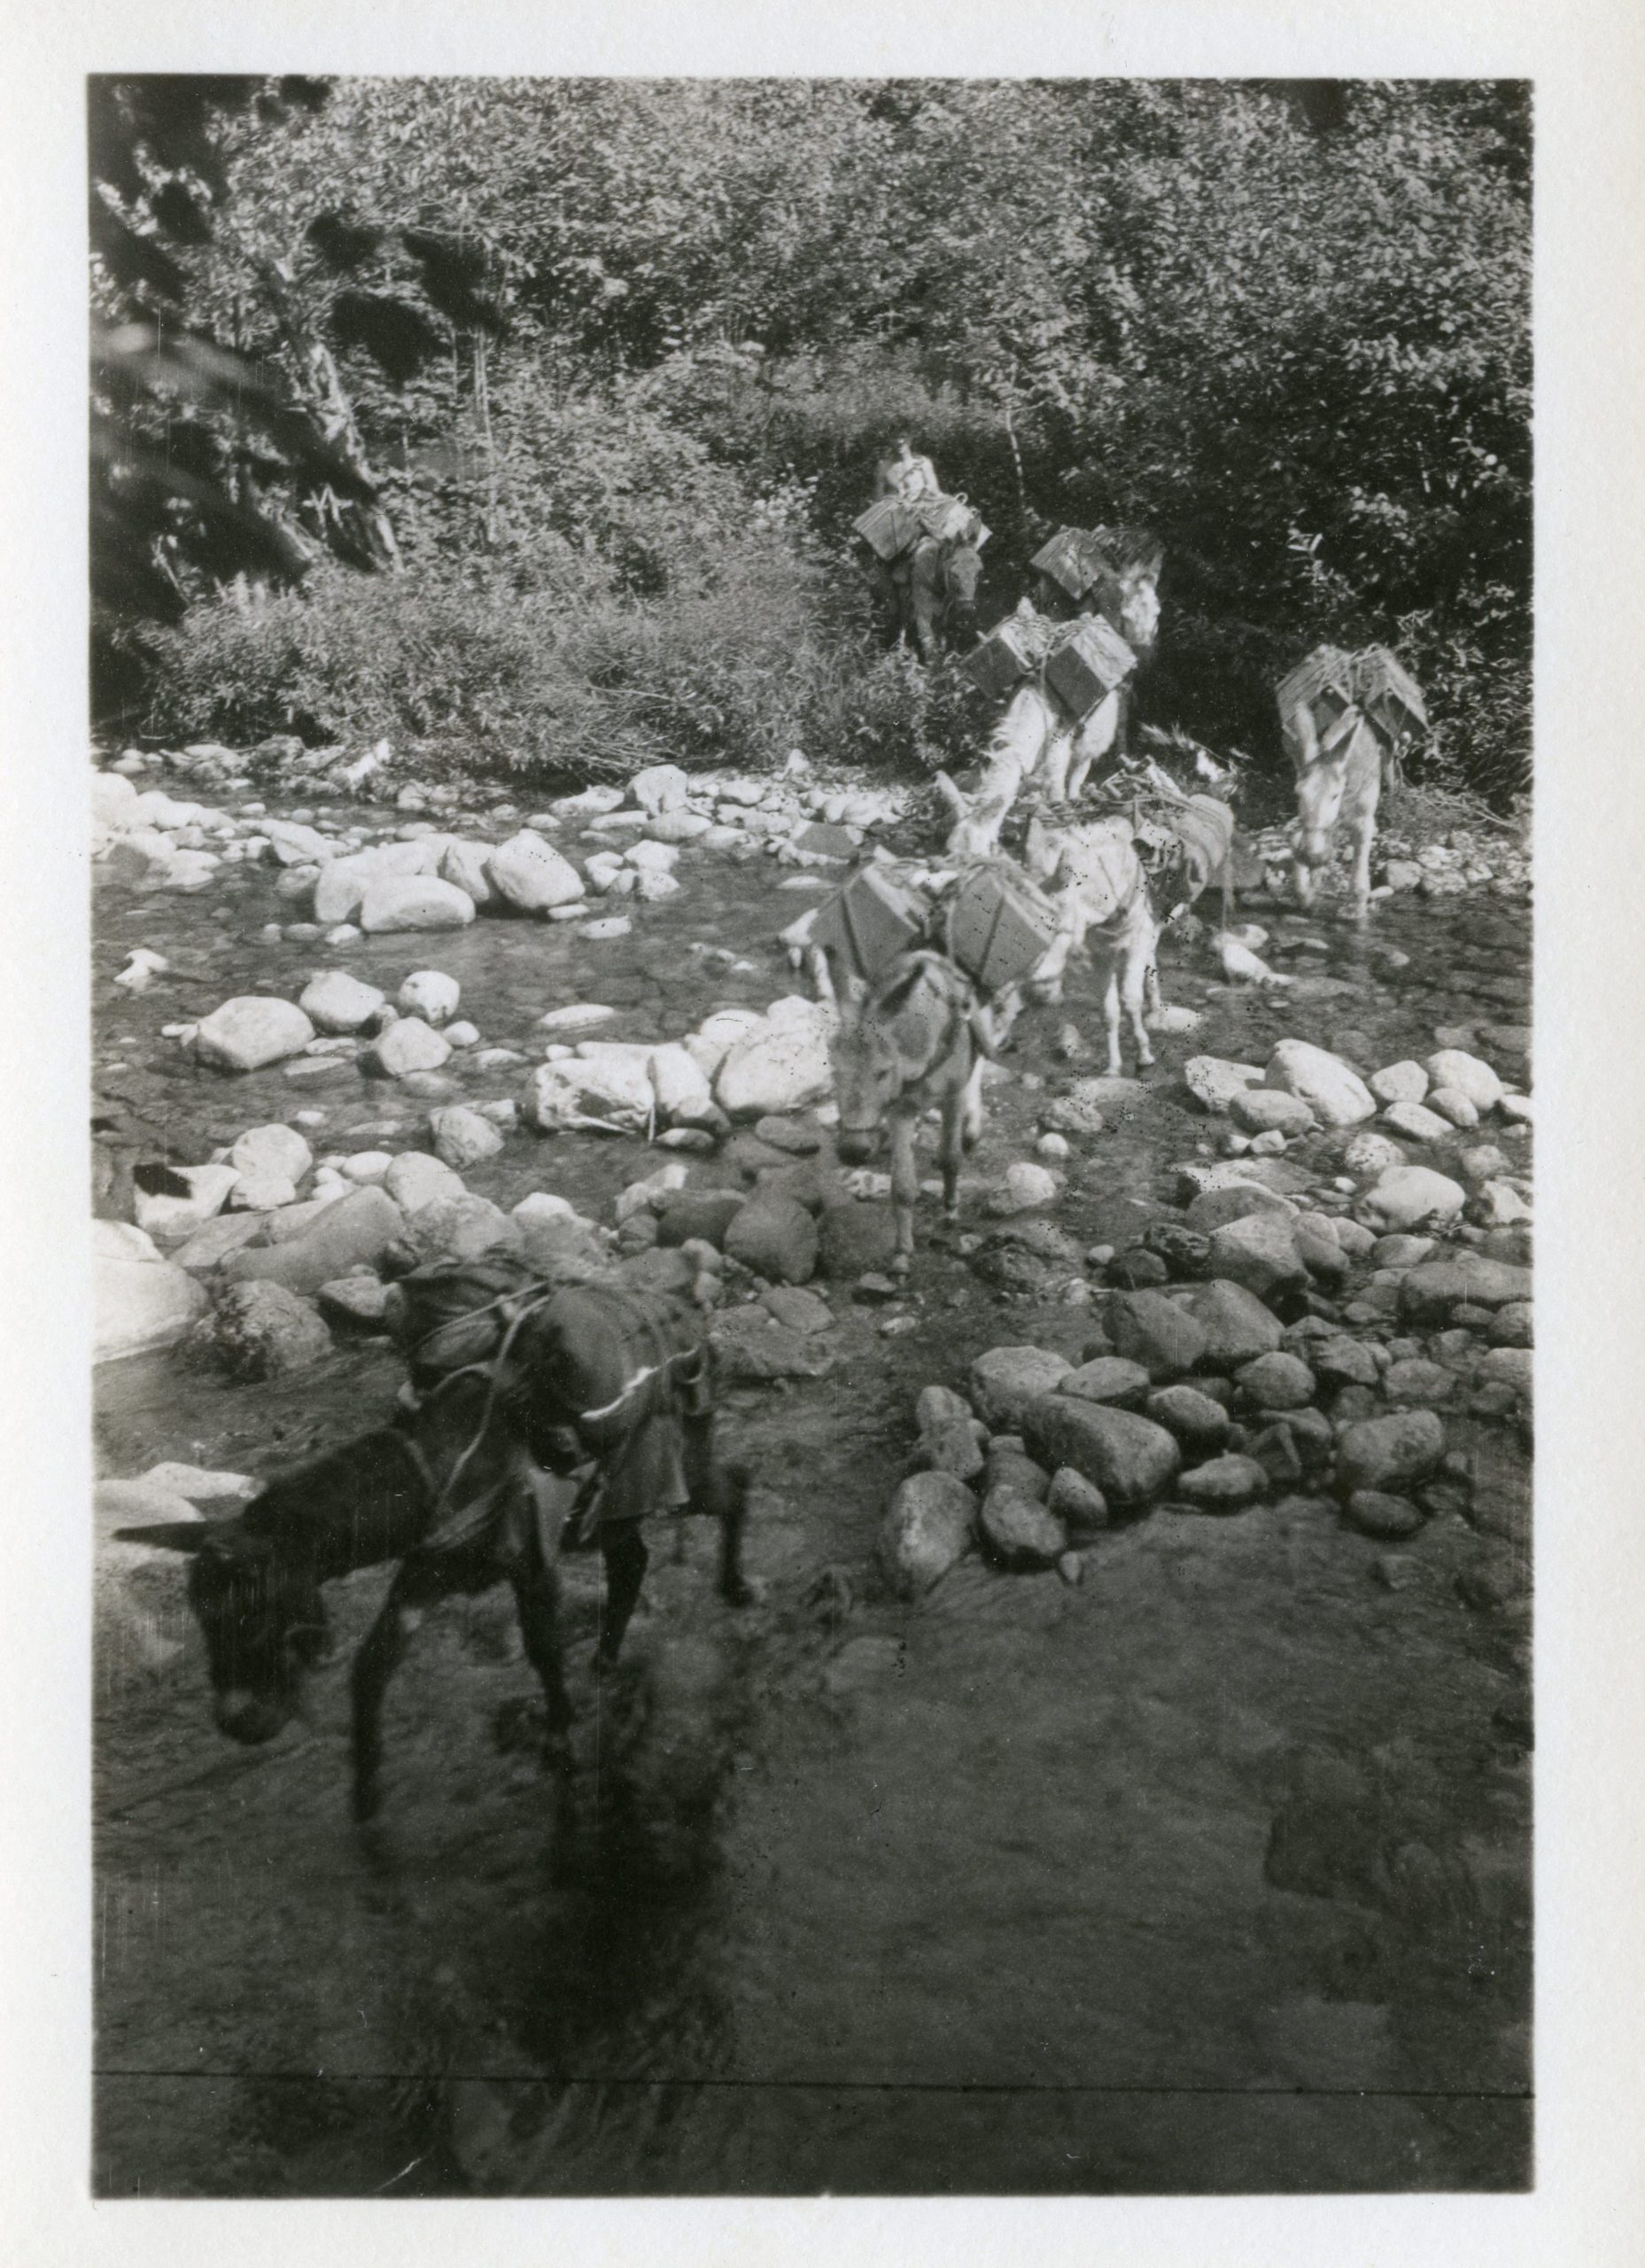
(118, 1280), (753, 1821)
(1019, 776), (1238, 1077)
(933, 675), (1124, 859)
(830, 949), (990, 1273)
(1281, 647), (1425, 921)
(864, 529), (984, 660)
(1286, 699), (1387, 921)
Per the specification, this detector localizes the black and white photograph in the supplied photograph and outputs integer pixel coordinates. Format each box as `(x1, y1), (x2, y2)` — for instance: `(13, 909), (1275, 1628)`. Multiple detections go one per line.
(5, 7), (1641, 2251)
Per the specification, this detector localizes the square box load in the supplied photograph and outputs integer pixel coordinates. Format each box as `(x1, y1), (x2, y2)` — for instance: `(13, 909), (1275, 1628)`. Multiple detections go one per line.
(853, 496), (921, 561)
(1276, 644), (1357, 736)
(810, 866), (933, 985)
(1043, 614), (1138, 723)
(944, 862), (1064, 993)
(961, 610), (1044, 700)
(1352, 646), (1429, 744)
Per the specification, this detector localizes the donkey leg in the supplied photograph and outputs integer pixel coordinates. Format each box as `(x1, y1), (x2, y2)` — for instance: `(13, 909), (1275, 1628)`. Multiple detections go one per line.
(888, 1108), (919, 1275)
(1349, 811), (1376, 921)
(1125, 942), (1156, 1069)
(351, 1561), (443, 1822)
(807, 944), (838, 1009)
(1100, 961), (1123, 1077)
(959, 1052), (988, 1156)
(939, 1084), (967, 1222)
(682, 1410), (756, 1608)
(702, 1462), (755, 1609)
(508, 1544), (574, 1759)
(595, 1525), (648, 1671)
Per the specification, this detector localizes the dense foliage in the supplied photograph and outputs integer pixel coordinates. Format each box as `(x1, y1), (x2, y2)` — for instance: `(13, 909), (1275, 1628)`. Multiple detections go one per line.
(94, 76), (1531, 803)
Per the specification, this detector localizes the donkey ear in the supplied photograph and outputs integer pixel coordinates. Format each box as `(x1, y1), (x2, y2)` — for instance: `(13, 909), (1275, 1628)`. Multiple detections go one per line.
(113, 1516), (244, 1554)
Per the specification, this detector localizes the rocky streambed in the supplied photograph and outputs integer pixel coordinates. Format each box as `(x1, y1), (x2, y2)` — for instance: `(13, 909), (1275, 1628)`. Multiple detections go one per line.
(91, 741), (1532, 2198)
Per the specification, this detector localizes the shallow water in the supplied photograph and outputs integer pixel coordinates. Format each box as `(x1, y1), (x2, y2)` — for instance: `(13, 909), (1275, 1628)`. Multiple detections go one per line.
(93, 806), (1532, 2196)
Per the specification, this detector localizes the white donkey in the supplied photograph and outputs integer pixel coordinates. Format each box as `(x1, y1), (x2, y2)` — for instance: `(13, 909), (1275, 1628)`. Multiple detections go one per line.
(934, 677), (1124, 860)
(1284, 701), (1390, 920)
(1019, 813), (1161, 1076)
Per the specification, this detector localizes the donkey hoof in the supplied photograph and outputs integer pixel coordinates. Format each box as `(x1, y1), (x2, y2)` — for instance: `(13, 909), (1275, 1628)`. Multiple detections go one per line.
(720, 1574), (760, 1610)
(890, 1254), (912, 1279)
(592, 1643), (623, 1680)
(352, 1779), (383, 1826)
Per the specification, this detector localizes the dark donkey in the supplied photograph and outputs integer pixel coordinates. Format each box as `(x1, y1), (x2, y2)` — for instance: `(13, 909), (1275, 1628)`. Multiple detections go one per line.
(120, 1284), (753, 1820)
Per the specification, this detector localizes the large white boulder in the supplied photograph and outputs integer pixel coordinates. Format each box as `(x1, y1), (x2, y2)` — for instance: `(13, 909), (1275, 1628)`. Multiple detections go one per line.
(685, 1009), (767, 1078)
(262, 818), (336, 866)
(384, 1151), (467, 1213)
(299, 970), (386, 1035)
(571, 1042), (657, 1125)
(159, 850), (221, 893)
(1183, 1056), (1266, 1115)
(358, 875), (476, 934)
(1356, 1165), (1468, 1234)
(364, 1016), (453, 1078)
(628, 763), (691, 816)
(1369, 1060), (1429, 1107)
(486, 830), (586, 913)
(313, 840), (443, 925)
(219, 1185), (405, 1295)
(439, 839), (494, 907)
(195, 996), (315, 1072)
(429, 1106), (505, 1170)
(398, 970), (461, 1026)
(92, 771), (140, 828)
(132, 1163), (242, 1247)
(95, 1220), (209, 1362)
(229, 1123), (314, 1184)
(648, 1042), (717, 1127)
(539, 1003), (618, 1036)
(1423, 1049), (1505, 1114)
(105, 829), (177, 889)
(714, 1003), (835, 1120)
(1265, 1040), (1376, 1128)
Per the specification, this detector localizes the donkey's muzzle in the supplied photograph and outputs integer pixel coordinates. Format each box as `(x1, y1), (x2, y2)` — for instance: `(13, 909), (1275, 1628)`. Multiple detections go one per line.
(214, 1689), (288, 1745)
(835, 1125), (879, 1165)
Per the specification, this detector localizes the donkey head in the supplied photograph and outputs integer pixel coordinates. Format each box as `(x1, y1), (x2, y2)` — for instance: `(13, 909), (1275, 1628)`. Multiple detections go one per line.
(1292, 751), (1351, 876)
(1115, 572), (1160, 655)
(829, 989), (903, 1164)
(114, 1425), (442, 1747)
(113, 1511), (332, 1748)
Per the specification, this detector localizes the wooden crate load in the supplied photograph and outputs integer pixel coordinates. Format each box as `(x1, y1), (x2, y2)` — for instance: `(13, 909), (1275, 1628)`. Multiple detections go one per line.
(1030, 526), (1108, 602)
(943, 861), (1064, 994)
(1351, 646), (1428, 745)
(810, 865), (934, 986)
(1276, 644), (1356, 736)
(916, 493), (990, 548)
(852, 496), (921, 562)
(1042, 613), (1138, 724)
(959, 603), (1051, 700)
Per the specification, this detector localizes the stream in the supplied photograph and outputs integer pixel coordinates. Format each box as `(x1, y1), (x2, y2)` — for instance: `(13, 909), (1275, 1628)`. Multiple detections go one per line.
(92, 798), (1532, 2197)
